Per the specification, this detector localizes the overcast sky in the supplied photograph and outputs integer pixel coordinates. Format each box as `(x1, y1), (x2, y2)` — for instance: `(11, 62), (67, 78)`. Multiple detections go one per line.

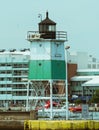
(0, 0), (99, 58)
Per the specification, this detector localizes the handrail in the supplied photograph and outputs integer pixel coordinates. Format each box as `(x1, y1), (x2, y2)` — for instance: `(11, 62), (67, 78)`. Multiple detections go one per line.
(27, 31), (67, 41)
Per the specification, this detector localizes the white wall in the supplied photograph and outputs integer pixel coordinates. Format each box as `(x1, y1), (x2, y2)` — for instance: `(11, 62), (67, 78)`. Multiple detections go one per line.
(77, 52), (88, 69)
(67, 51), (88, 69)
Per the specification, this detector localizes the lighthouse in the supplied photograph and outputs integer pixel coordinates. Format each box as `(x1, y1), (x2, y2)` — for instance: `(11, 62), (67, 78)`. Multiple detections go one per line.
(26, 12), (67, 119)
(28, 12), (67, 80)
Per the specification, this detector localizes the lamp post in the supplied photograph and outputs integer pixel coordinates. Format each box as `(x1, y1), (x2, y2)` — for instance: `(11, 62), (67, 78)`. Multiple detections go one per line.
(65, 45), (70, 120)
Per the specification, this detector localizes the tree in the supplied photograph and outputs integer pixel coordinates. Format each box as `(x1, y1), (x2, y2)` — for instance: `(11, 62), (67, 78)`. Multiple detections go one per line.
(90, 89), (99, 103)
(74, 98), (82, 104)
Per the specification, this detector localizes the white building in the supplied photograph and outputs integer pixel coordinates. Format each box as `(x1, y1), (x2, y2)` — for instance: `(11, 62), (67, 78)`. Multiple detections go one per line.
(68, 51), (99, 100)
(0, 49), (30, 108)
(68, 51), (99, 69)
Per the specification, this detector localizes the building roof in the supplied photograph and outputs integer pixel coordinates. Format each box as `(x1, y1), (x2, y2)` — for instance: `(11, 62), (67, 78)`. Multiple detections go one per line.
(71, 76), (93, 81)
(0, 49), (30, 55)
(77, 69), (99, 72)
(71, 75), (99, 87)
(82, 77), (99, 86)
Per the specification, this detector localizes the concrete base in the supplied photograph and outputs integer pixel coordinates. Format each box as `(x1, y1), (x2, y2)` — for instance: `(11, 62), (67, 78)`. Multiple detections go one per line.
(0, 111), (38, 120)
(0, 111), (37, 130)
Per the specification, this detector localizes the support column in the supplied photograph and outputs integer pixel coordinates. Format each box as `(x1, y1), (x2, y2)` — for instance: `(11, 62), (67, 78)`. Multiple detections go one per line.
(49, 80), (53, 120)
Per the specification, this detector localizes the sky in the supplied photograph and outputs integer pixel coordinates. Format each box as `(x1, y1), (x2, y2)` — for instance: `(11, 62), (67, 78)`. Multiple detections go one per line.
(0, 0), (99, 58)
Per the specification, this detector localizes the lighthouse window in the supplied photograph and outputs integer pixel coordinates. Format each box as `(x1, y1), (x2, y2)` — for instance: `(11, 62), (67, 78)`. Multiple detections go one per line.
(41, 25), (48, 32)
(39, 25), (43, 32)
(49, 26), (52, 31)
(39, 63), (42, 66)
(49, 25), (55, 31)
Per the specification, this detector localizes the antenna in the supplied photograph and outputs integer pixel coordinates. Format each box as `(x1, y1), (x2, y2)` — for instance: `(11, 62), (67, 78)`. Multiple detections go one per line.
(38, 14), (42, 21)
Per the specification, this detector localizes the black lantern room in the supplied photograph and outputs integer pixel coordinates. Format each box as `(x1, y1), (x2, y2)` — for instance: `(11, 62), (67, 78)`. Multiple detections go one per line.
(39, 12), (56, 39)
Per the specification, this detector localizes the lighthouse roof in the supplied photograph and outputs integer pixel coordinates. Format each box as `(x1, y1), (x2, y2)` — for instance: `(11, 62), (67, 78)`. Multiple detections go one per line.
(39, 12), (56, 25)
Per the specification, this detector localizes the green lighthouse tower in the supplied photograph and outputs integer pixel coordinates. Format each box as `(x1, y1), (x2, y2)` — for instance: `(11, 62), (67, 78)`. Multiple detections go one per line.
(26, 12), (67, 119)
(28, 12), (67, 80)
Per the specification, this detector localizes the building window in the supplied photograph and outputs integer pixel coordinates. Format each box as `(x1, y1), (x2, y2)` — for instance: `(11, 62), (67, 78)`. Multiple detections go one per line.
(97, 64), (99, 69)
(88, 64), (91, 69)
(92, 64), (96, 69)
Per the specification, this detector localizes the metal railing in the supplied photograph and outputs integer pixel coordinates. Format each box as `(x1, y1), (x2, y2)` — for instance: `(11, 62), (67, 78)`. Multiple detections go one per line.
(27, 31), (67, 41)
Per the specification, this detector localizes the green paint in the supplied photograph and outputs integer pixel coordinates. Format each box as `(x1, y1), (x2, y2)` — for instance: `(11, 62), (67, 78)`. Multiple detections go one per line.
(28, 60), (66, 80)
